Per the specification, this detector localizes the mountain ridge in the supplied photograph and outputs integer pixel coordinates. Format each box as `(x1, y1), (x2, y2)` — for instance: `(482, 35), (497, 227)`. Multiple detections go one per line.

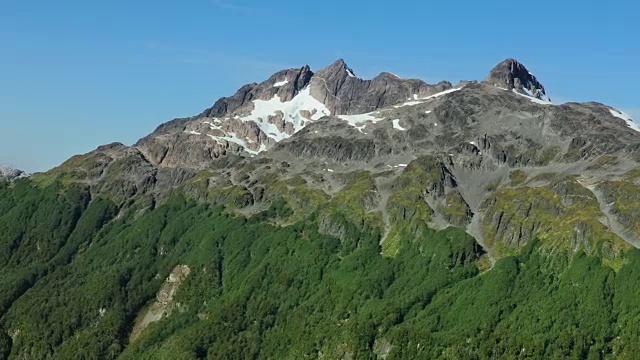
(29, 57), (640, 261)
(134, 57), (638, 168)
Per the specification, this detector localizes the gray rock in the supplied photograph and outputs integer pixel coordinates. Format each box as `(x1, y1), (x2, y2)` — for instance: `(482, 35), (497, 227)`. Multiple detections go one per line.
(0, 166), (27, 181)
(309, 59), (453, 115)
(200, 65), (314, 118)
(135, 59), (456, 169)
(484, 58), (549, 101)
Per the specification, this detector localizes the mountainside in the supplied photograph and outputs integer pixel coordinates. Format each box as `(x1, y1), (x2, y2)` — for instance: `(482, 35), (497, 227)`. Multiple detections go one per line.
(2, 58), (640, 359)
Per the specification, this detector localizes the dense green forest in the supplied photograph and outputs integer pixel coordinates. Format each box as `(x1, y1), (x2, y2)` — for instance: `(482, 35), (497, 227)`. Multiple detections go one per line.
(2, 178), (640, 359)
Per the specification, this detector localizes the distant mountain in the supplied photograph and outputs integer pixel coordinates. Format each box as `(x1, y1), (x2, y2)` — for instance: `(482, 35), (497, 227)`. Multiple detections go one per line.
(2, 58), (640, 359)
(0, 166), (27, 181)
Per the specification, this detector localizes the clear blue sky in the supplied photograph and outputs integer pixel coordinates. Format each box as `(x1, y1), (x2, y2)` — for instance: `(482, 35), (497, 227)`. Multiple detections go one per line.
(1, 0), (638, 172)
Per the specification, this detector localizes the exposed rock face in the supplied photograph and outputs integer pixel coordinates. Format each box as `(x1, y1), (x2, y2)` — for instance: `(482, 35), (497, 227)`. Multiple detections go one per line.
(0, 166), (27, 181)
(130, 265), (191, 341)
(485, 58), (550, 101)
(308, 59), (453, 115)
(201, 65), (315, 118)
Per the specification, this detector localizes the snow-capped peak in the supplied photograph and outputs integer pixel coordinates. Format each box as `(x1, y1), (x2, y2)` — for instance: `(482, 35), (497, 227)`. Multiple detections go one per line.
(486, 58), (550, 101)
(240, 87), (330, 141)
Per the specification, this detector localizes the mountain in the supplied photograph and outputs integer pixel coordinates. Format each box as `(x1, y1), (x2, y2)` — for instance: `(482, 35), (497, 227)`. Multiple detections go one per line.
(2, 58), (640, 359)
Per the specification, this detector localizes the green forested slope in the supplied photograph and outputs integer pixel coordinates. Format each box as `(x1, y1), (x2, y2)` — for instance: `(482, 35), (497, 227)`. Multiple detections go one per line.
(2, 179), (640, 359)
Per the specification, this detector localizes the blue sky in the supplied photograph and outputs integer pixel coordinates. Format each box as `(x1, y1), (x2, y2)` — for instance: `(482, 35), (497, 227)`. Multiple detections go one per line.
(1, 0), (638, 172)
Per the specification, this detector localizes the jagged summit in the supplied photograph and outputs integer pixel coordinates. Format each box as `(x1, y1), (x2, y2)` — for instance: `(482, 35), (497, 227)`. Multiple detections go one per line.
(136, 59), (454, 167)
(0, 165), (27, 181)
(485, 58), (550, 102)
(129, 57), (640, 170)
(317, 58), (356, 78)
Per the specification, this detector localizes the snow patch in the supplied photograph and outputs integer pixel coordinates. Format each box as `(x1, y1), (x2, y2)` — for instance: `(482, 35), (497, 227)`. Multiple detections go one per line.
(186, 130), (201, 135)
(521, 87), (535, 97)
(609, 109), (640, 132)
(327, 169), (334, 172)
(539, 94), (552, 103)
(521, 87), (552, 103)
(205, 118), (223, 130)
(346, 68), (356, 78)
(207, 133), (265, 155)
(511, 89), (553, 105)
(273, 79), (289, 87)
(240, 87), (331, 142)
(393, 87), (463, 108)
(425, 110), (432, 114)
(422, 87), (463, 100)
(338, 112), (384, 132)
(394, 101), (423, 108)
(392, 119), (406, 131)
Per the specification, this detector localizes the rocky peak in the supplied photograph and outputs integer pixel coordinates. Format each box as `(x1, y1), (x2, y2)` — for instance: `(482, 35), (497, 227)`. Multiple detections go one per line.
(200, 65), (314, 118)
(314, 59), (356, 79)
(309, 59), (453, 115)
(136, 58), (459, 168)
(485, 58), (550, 101)
(0, 166), (27, 181)
(265, 65), (315, 99)
(377, 72), (403, 80)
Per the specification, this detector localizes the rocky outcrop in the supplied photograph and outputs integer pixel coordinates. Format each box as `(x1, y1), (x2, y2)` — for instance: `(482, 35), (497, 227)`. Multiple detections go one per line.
(201, 65), (315, 118)
(480, 177), (632, 257)
(485, 58), (549, 101)
(308, 59), (453, 115)
(0, 166), (27, 181)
